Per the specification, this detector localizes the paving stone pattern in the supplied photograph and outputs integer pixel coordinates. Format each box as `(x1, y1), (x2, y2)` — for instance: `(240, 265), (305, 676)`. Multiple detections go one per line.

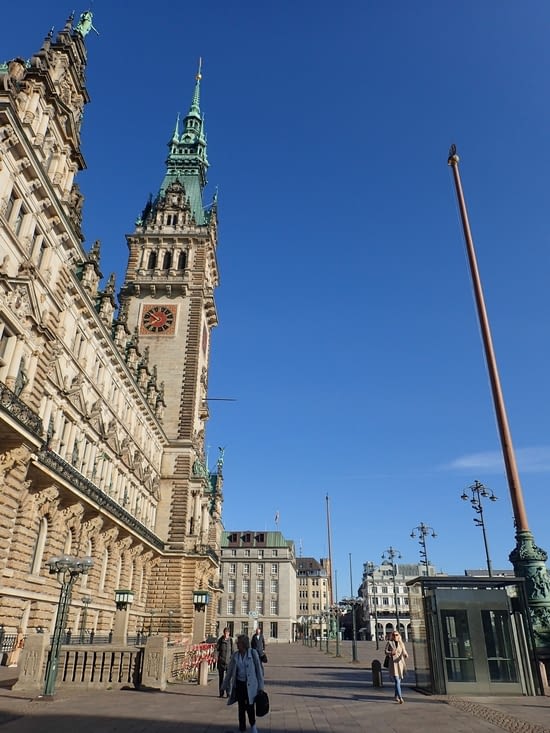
(0, 641), (548, 733)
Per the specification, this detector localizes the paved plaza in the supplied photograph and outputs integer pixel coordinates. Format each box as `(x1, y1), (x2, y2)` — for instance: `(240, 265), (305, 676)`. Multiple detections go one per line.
(0, 641), (549, 733)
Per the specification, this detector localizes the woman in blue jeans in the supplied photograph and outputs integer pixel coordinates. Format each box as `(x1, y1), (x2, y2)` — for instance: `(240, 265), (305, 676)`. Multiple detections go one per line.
(385, 631), (409, 703)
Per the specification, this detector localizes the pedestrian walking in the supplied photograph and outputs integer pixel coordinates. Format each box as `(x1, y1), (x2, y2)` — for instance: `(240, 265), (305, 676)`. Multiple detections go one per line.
(251, 626), (267, 663)
(215, 627), (234, 697)
(222, 634), (264, 733)
(385, 630), (408, 703)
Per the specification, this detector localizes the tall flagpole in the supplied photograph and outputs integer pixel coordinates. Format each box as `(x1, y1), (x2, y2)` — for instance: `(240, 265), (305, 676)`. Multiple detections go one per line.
(325, 494), (335, 645)
(448, 146), (550, 646)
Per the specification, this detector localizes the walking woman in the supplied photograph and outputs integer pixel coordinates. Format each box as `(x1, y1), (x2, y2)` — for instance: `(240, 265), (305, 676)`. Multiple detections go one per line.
(222, 634), (264, 733)
(385, 630), (408, 703)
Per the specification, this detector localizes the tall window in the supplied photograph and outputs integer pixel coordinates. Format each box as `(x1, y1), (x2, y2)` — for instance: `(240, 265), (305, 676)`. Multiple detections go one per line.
(99, 548), (108, 591)
(243, 563), (250, 575)
(227, 599), (235, 615)
(270, 600), (278, 615)
(30, 517), (47, 575)
(229, 563), (236, 574)
(241, 600), (248, 615)
(270, 622), (278, 639)
(271, 564), (277, 576)
(270, 579), (278, 594)
(227, 578), (236, 593)
(257, 564), (264, 576)
(242, 578), (250, 593)
(256, 579), (264, 594)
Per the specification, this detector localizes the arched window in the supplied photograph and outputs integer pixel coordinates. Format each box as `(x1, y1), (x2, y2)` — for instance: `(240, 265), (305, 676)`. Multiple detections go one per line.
(99, 548), (108, 592)
(115, 556), (122, 589)
(81, 540), (92, 589)
(147, 251), (157, 270)
(177, 251), (186, 270)
(163, 251), (172, 270)
(30, 517), (48, 575)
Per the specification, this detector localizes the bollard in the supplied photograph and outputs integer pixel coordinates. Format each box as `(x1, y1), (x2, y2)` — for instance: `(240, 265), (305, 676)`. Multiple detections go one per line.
(198, 658), (209, 685)
(372, 659), (383, 688)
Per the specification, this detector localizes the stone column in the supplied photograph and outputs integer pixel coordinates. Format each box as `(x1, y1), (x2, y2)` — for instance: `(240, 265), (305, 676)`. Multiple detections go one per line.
(13, 632), (49, 693)
(141, 635), (167, 691)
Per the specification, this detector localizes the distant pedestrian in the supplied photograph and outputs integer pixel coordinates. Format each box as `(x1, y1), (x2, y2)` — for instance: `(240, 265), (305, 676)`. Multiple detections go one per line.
(216, 627), (234, 697)
(385, 630), (408, 703)
(222, 634), (264, 733)
(251, 626), (266, 664)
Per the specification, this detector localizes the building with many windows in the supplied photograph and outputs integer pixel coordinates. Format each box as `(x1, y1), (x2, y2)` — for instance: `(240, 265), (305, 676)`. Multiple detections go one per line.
(0, 13), (224, 649)
(296, 556), (332, 639)
(358, 561), (439, 641)
(218, 531), (297, 642)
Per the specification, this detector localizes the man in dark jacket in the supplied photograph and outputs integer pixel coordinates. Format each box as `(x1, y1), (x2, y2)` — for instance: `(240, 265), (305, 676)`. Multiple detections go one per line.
(216, 627), (233, 697)
(250, 626), (266, 662)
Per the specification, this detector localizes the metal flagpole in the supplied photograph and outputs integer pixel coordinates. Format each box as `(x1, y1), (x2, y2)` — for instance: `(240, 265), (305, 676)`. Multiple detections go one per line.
(448, 146), (550, 645)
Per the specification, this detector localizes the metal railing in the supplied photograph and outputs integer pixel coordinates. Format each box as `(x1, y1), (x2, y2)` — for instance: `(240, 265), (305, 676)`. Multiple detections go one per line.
(170, 643), (216, 682)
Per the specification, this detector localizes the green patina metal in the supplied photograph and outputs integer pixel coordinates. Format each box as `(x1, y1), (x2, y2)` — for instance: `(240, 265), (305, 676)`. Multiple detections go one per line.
(159, 61), (209, 225)
(509, 531), (550, 646)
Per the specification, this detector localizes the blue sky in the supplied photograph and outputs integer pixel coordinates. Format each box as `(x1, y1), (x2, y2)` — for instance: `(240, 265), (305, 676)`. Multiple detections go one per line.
(4, 1), (550, 596)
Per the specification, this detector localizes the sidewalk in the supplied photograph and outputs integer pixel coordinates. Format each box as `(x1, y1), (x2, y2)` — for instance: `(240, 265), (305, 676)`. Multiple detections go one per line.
(0, 641), (548, 733)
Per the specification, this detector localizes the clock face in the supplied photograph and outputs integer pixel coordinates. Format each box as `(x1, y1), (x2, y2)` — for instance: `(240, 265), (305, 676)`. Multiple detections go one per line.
(141, 305), (176, 334)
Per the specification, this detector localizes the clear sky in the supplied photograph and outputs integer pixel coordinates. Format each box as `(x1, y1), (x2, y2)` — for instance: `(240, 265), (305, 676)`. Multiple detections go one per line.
(4, 1), (550, 597)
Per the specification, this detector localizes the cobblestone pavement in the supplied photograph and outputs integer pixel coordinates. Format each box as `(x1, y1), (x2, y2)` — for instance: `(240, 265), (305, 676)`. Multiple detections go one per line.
(0, 641), (548, 733)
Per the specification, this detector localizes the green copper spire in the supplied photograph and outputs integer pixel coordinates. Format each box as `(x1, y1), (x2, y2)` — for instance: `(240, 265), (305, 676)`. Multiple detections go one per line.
(188, 57), (202, 118)
(172, 113), (180, 143)
(159, 61), (209, 225)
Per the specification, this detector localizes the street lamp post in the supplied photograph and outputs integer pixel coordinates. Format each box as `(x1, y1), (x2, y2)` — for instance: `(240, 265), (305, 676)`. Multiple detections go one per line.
(366, 561), (380, 650)
(382, 547), (402, 634)
(79, 596), (92, 643)
(410, 523), (437, 575)
(349, 553), (358, 663)
(334, 569), (341, 658)
(461, 480), (497, 577)
(43, 554), (94, 697)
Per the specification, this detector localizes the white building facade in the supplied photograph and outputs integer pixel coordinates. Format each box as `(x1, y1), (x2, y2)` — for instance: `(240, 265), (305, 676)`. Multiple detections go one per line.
(218, 531), (297, 642)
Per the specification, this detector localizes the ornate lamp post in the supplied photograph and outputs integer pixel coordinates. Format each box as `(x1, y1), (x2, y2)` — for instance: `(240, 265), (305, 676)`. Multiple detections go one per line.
(382, 547), (402, 634)
(43, 554), (94, 696)
(365, 561), (380, 650)
(448, 147), (550, 645)
(461, 480), (497, 577)
(410, 523), (437, 575)
(79, 595), (92, 643)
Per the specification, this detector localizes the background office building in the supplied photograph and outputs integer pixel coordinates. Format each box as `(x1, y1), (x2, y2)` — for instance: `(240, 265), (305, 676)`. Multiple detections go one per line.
(218, 531), (297, 642)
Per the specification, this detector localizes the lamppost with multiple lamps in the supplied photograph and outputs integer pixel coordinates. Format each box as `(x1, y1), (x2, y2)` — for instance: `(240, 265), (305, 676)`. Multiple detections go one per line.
(461, 480), (497, 577)
(365, 561), (380, 650)
(381, 546), (402, 634)
(410, 523), (437, 575)
(43, 554), (94, 697)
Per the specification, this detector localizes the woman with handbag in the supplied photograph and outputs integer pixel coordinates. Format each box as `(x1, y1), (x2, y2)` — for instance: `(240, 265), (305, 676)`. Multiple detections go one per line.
(222, 634), (264, 733)
(384, 630), (408, 703)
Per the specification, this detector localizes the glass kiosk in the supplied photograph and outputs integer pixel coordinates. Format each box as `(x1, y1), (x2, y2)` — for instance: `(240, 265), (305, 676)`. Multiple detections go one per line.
(407, 576), (542, 695)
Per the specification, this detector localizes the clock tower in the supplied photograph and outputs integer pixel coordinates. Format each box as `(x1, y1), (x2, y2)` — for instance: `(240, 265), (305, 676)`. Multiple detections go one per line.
(119, 64), (222, 639)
